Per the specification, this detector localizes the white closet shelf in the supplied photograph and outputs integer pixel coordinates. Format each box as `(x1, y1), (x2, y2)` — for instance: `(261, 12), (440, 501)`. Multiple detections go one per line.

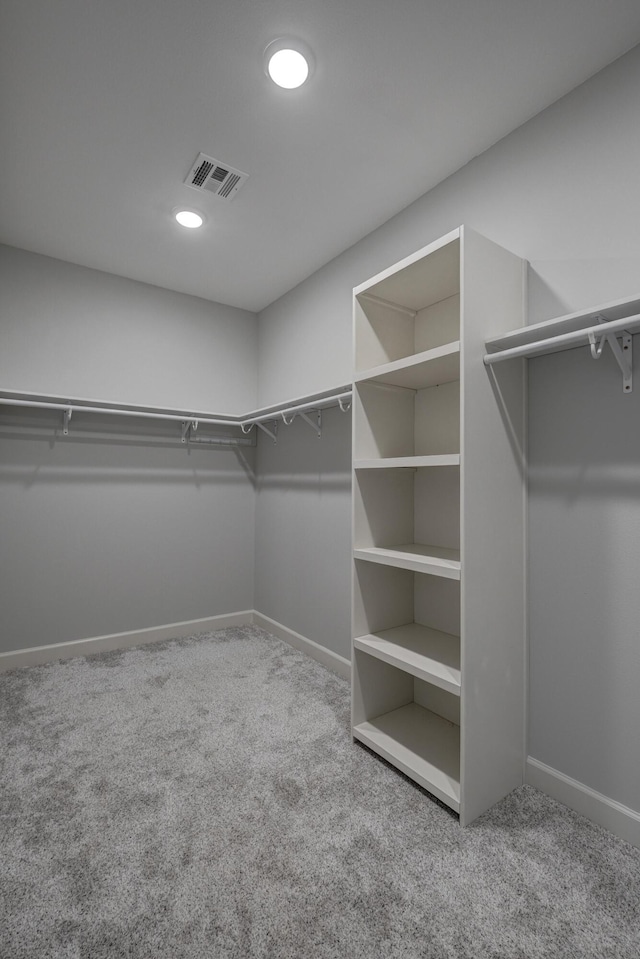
(0, 385), (352, 442)
(0, 385), (352, 424)
(354, 623), (461, 694)
(353, 544), (461, 579)
(354, 454), (460, 469)
(355, 342), (460, 391)
(353, 228), (461, 313)
(484, 294), (640, 363)
(353, 702), (460, 811)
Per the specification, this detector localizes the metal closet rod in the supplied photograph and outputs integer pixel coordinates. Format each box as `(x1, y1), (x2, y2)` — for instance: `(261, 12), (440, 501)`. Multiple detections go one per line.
(0, 387), (353, 428)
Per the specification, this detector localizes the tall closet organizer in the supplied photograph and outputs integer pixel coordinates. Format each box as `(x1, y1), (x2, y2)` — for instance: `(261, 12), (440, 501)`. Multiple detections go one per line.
(350, 227), (527, 826)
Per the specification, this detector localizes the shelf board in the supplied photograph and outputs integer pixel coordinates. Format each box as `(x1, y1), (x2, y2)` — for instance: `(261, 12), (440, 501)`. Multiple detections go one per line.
(354, 454), (460, 469)
(355, 341), (460, 391)
(353, 702), (460, 811)
(354, 624), (461, 695)
(353, 544), (461, 579)
(485, 294), (640, 358)
(353, 230), (460, 312)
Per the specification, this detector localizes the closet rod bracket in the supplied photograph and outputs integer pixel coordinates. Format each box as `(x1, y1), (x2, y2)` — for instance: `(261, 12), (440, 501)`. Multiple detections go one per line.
(255, 421), (278, 443)
(181, 419), (198, 442)
(588, 319), (633, 393)
(338, 396), (352, 413)
(297, 410), (322, 438)
(63, 408), (72, 435)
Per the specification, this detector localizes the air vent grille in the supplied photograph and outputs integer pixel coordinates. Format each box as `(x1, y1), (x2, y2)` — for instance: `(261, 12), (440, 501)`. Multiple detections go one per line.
(192, 159), (213, 187)
(184, 153), (248, 201)
(219, 173), (241, 198)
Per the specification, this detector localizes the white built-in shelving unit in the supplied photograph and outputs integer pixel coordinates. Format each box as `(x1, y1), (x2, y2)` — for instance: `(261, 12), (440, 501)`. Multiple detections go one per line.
(351, 226), (527, 825)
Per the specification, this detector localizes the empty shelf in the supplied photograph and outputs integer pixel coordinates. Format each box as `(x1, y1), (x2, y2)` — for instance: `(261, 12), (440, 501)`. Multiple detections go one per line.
(355, 342), (460, 390)
(353, 702), (460, 811)
(353, 544), (461, 579)
(354, 454), (460, 469)
(485, 295), (640, 358)
(354, 623), (461, 695)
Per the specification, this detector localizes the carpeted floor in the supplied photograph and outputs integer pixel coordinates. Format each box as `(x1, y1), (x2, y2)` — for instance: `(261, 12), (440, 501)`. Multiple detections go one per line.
(1, 625), (639, 959)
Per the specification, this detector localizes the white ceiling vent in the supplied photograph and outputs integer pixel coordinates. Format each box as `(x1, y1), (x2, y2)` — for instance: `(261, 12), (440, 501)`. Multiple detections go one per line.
(184, 153), (248, 201)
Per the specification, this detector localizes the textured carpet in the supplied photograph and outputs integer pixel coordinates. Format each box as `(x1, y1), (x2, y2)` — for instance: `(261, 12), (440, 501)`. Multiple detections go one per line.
(1, 625), (639, 959)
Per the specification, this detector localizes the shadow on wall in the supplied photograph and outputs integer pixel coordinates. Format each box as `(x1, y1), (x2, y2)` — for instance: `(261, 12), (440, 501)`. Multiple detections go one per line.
(527, 343), (640, 813)
(255, 404), (352, 488)
(0, 414), (258, 652)
(0, 407), (257, 487)
(254, 405), (352, 660)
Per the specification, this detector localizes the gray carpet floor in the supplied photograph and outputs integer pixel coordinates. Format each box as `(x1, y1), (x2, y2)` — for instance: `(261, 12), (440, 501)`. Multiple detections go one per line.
(1, 625), (639, 959)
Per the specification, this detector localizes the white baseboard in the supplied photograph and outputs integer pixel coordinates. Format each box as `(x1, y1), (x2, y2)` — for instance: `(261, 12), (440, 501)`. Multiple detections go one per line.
(526, 757), (640, 850)
(252, 611), (351, 680)
(0, 609), (352, 682)
(0, 611), (254, 672)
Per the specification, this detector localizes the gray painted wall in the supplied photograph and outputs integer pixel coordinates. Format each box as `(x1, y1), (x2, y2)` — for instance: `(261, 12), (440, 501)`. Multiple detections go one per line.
(257, 47), (640, 407)
(0, 246), (257, 414)
(0, 248), (258, 651)
(255, 45), (640, 814)
(528, 347), (640, 812)
(254, 406), (351, 660)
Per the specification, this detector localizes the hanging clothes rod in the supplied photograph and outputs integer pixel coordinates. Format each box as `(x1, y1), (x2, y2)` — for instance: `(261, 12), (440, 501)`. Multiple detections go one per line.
(189, 436), (254, 447)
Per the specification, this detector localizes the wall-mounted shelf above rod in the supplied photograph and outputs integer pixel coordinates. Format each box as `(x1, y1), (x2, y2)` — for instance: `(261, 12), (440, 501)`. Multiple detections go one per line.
(0, 390), (243, 446)
(484, 294), (640, 393)
(0, 384), (353, 445)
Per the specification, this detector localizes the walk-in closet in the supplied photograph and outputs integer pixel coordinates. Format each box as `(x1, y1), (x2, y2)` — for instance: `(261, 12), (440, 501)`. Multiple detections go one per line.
(2, 4), (640, 957)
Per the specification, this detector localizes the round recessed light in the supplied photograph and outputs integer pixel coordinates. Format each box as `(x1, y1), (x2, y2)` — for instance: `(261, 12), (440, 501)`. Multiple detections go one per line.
(175, 209), (204, 229)
(268, 49), (308, 88)
(264, 38), (314, 89)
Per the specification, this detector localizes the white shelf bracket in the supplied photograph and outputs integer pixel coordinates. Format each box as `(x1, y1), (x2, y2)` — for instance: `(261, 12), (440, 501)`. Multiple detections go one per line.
(240, 423), (254, 435)
(297, 410), (322, 438)
(608, 332), (632, 394)
(256, 420), (278, 443)
(281, 412), (296, 426)
(338, 396), (352, 412)
(588, 319), (633, 393)
(181, 419), (198, 443)
(63, 408), (72, 435)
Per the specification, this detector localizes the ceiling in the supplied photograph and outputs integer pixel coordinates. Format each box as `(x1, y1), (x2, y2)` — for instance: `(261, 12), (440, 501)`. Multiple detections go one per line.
(1, 1), (640, 314)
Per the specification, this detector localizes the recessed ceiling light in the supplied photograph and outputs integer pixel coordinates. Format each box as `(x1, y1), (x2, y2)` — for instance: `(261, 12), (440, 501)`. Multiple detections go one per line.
(264, 38), (314, 89)
(175, 209), (204, 229)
